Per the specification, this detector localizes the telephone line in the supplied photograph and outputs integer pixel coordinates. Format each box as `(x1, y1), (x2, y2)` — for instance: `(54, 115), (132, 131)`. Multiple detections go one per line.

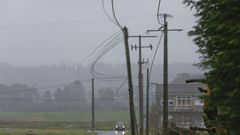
(149, 32), (164, 77)
(90, 33), (127, 81)
(79, 30), (121, 64)
(111, 0), (123, 29)
(102, 0), (118, 26)
(157, 0), (163, 25)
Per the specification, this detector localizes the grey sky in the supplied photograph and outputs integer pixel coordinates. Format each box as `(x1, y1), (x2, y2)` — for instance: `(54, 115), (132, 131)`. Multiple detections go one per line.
(0, 0), (198, 66)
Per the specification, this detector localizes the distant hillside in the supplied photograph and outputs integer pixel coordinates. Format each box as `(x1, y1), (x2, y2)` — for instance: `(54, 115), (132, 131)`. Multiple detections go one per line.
(0, 62), (203, 92)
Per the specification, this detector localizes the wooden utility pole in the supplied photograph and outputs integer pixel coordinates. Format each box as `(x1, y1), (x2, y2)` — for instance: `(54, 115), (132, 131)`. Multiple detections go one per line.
(91, 78), (95, 131)
(122, 26), (137, 135)
(129, 35), (155, 135)
(156, 83), (161, 130)
(149, 83), (161, 132)
(147, 13), (182, 134)
(146, 68), (150, 135)
(162, 14), (168, 133)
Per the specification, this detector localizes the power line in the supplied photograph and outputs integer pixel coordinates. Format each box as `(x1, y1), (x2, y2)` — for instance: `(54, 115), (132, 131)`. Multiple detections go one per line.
(111, 0), (123, 29)
(101, 0), (123, 29)
(116, 77), (128, 92)
(149, 32), (164, 78)
(76, 30), (122, 79)
(90, 32), (127, 81)
(78, 30), (121, 64)
(102, 0), (118, 26)
(90, 35), (121, 78)
(157, 0), (163, 25)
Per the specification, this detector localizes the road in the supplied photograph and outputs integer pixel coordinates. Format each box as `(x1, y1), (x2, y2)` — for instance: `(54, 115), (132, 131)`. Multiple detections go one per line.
(96, 131), (115, 135)
(96, 131), (126, 135)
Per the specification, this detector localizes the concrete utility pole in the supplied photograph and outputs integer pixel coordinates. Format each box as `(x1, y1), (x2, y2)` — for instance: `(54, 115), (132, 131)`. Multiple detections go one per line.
(147, 13), (182, 134)
(129, 35), (155, 135)
(91, 78), (95, 131)
(122, 27), (137, 135)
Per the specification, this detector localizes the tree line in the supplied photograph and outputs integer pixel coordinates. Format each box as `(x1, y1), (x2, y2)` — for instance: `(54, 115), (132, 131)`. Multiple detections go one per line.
(0, 81), (128, 112)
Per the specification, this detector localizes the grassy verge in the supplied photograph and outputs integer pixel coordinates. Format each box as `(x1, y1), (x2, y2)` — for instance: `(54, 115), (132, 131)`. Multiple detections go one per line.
(0, 111), (130, 130)
(0, 111), (129, 122)
(0, 128), (95, 135)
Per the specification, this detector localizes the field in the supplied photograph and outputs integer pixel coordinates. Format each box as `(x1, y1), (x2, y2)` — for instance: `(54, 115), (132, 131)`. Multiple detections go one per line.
(0, 111), (130, 130)
(0, 128), (95, 135)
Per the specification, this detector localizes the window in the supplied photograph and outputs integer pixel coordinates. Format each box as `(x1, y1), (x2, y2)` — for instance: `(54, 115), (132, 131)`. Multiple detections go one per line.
(169, 100), (174, 106)
(175, 96), (192, 109)
(194, 99), (204, 106)
(161, 99), (174, 106)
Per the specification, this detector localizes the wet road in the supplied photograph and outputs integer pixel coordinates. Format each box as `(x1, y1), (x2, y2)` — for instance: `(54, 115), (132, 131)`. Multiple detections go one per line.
(96, 131), (125, 135)
(96, 131), (115, 135)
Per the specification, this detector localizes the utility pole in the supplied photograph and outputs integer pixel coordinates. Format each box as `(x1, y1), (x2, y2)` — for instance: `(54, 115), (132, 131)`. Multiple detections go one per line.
(162, 14), (169, 134)
(91, 78), (95, 131)
(156, 83), (161, 130)
(129, 35), (155, 135)
(147, 13), (182, 134)
(146, 68), (150, 135)
(122, 26), (137, 135)
(149, 83), (161, 132)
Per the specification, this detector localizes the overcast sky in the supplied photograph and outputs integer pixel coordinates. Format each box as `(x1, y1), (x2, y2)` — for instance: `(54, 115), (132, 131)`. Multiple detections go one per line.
(0, 0), (199, 66)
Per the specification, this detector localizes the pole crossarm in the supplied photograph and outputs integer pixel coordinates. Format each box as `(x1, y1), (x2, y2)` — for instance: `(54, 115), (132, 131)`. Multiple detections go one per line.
(129, 35), (157, 38)
(129, 35), (155, 135)
(147, 29), (183, 33)
(147, 13), (183, 135)
(131, 44), (153, 51)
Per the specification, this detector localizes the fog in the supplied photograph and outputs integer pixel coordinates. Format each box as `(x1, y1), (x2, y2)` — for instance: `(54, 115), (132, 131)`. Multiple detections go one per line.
(0, 0), (198, 66)
(0, 1), (208, 133)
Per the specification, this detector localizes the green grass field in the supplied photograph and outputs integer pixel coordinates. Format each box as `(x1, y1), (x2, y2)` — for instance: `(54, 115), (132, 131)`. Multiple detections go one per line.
(0, 111), (130, 130)
(0, 111), (129, 122)
(0, 128), (95, 135)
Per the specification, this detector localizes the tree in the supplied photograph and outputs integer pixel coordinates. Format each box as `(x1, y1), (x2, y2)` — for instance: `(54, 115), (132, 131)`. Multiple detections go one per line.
(184, 0), (240, 134)
(39, 91), (53, 111)
(96, 87), (116, 110)
(171, 73), (203, 84)
(53, 81), (87, 111)
(0, 83), (40, 112)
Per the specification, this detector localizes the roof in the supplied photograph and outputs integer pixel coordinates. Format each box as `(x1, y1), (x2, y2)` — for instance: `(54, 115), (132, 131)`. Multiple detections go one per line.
(156, 83), (206, 97)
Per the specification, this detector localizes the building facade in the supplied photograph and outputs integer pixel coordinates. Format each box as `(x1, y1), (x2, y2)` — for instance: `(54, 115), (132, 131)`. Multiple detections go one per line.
(151, 83), (205, 129)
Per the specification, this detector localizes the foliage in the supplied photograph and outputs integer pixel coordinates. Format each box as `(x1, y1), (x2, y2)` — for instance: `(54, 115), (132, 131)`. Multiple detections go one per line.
(53, 81), (87, 111)
(184, 0), (240, 134)
(0, 81), (88, 112)
(96, 87), (128, 110)
(171, 73), (204, 83)
(0, 84), (39, 112)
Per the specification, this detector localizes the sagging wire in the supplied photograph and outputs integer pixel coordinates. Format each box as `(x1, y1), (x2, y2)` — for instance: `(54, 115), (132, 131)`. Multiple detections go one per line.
(102, 0), (119, 26)
(149, 32), (164, 78)
(79, 31), (121, 64)
(157, 0), (164, 25)
(90, 33), (121, 78)
(102, 0), (123, 29)
(111, 0), (123, 29)
(90, 32), (127, 81)
(76, 31), (121, 79)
